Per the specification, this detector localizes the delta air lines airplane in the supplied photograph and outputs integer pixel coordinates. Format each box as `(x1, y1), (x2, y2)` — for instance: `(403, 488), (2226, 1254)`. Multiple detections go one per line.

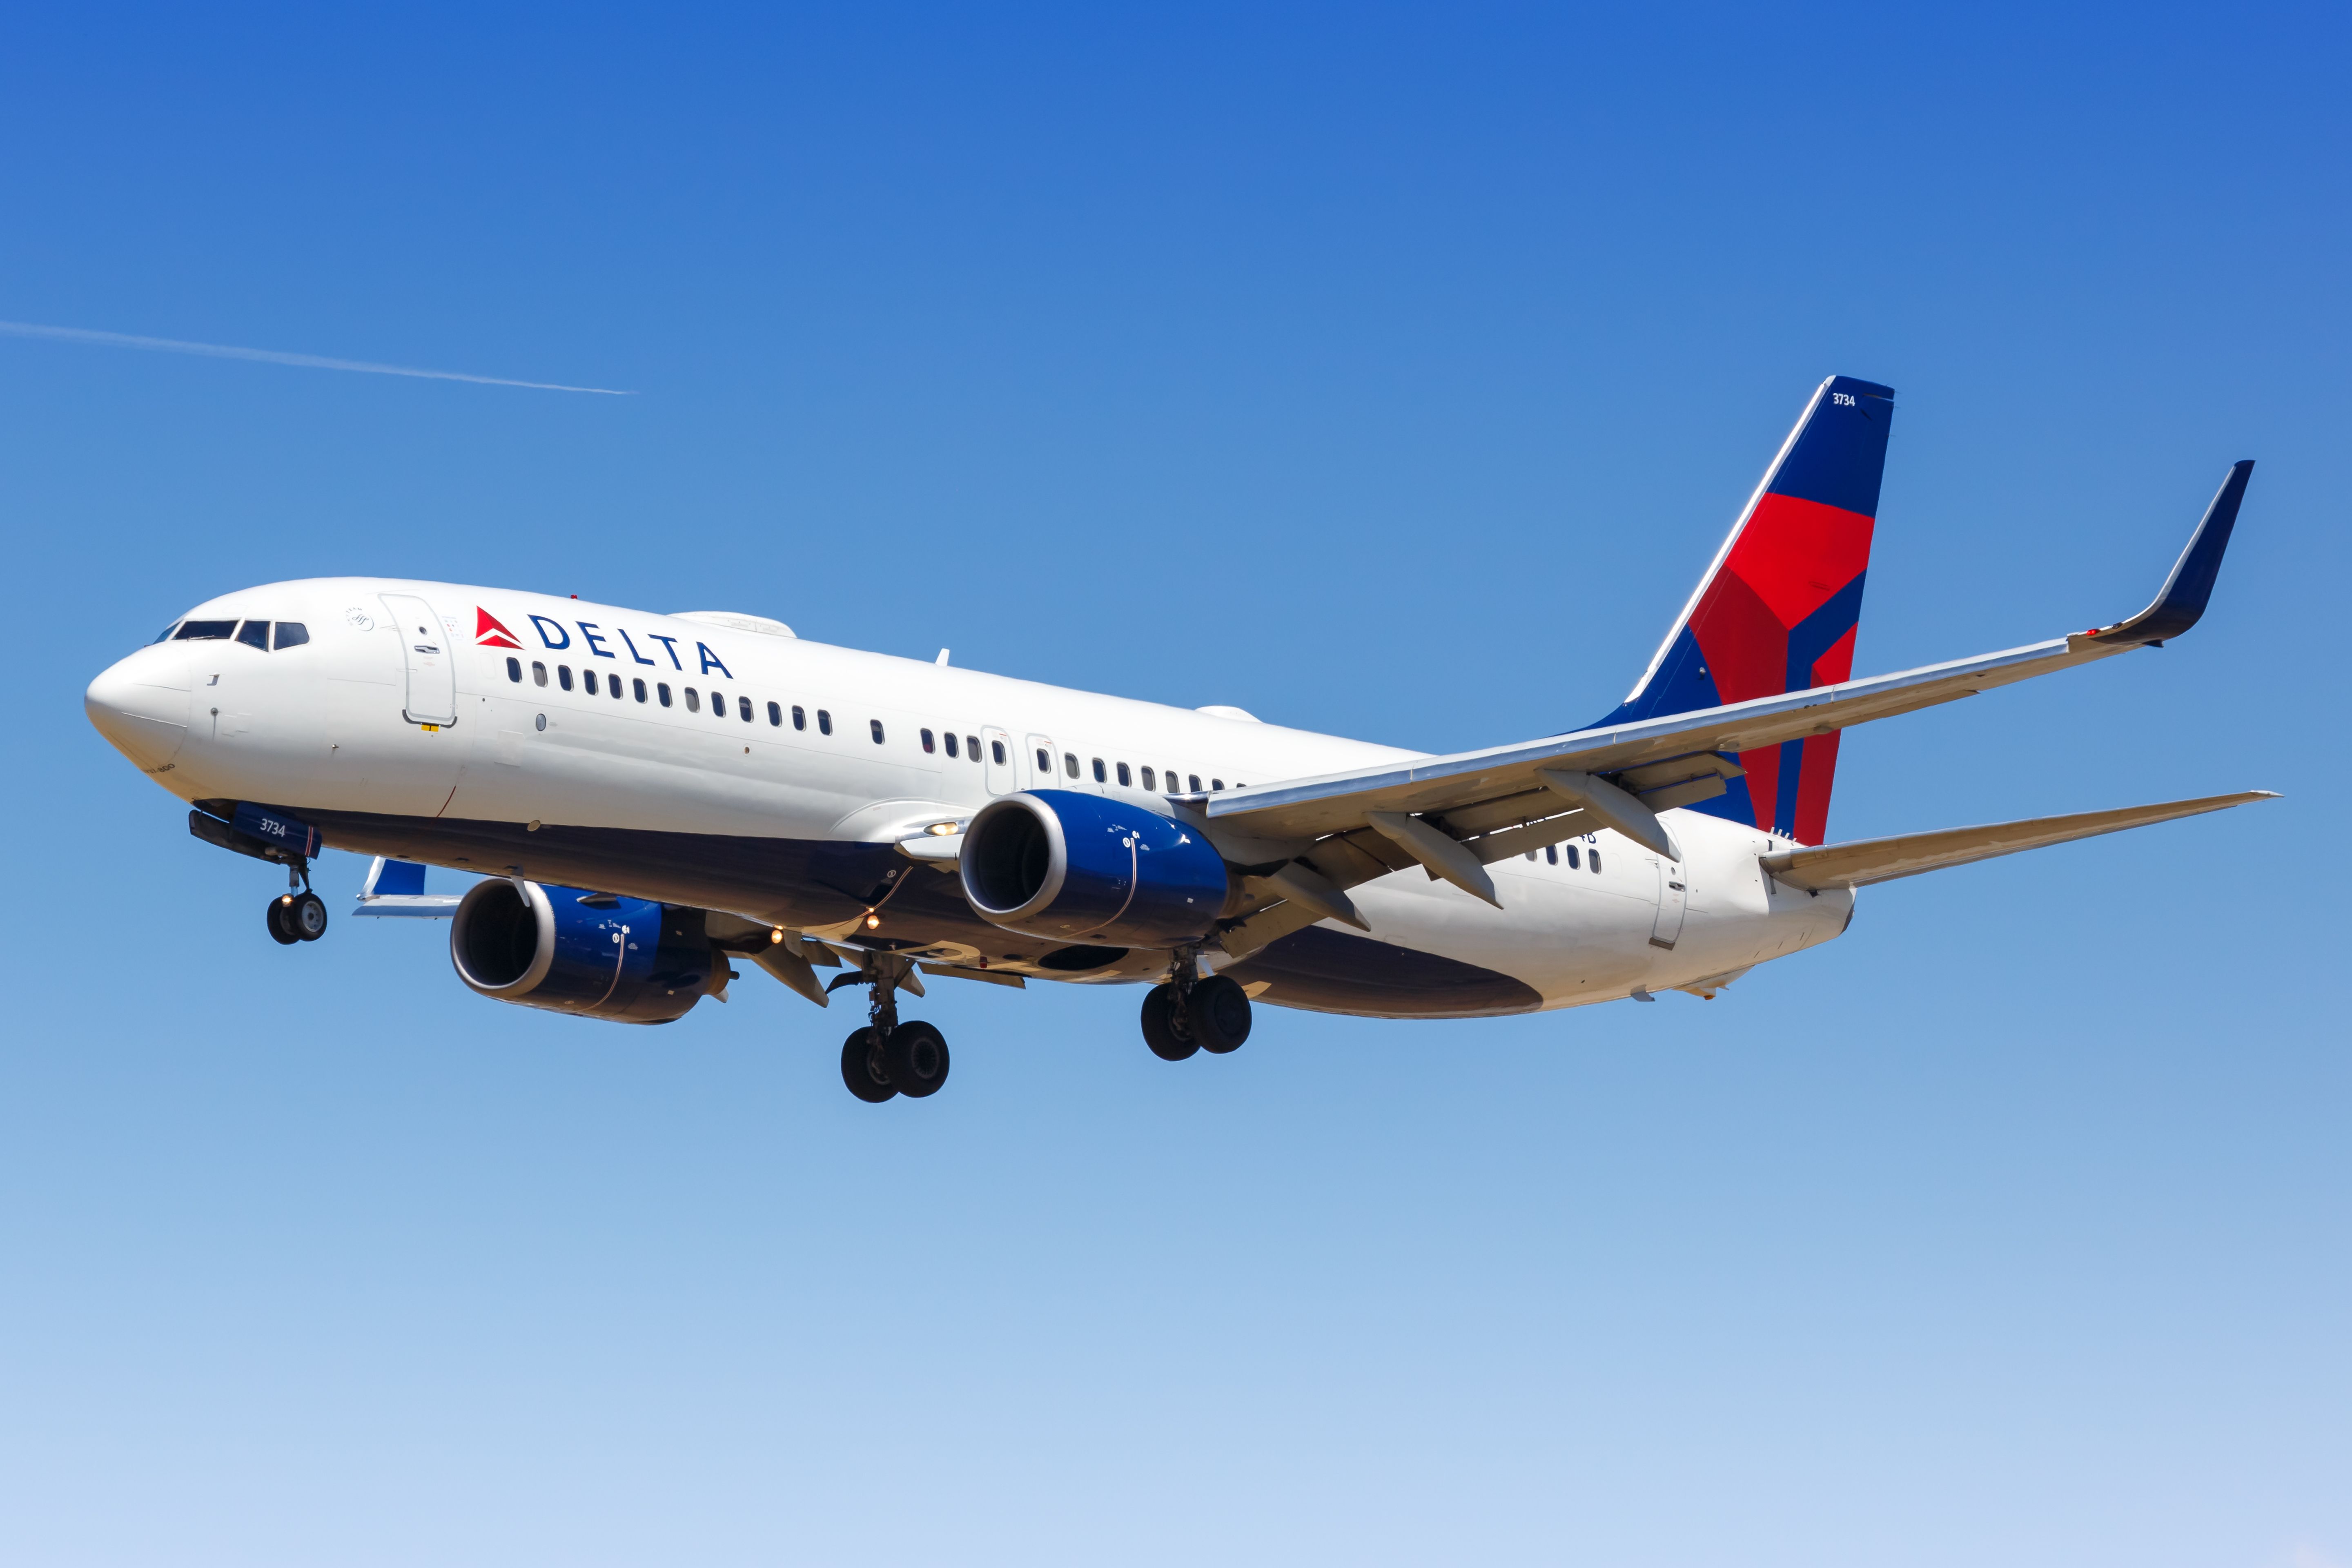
(84, 377), (2273, 1102)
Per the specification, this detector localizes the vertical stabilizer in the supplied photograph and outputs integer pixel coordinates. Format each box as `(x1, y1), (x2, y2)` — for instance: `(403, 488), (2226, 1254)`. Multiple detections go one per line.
(1591, 374), (1894, 844)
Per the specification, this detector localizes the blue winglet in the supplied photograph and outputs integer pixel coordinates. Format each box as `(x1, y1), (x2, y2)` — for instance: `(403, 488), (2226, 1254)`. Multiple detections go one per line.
(2090, 460), (2254, 647)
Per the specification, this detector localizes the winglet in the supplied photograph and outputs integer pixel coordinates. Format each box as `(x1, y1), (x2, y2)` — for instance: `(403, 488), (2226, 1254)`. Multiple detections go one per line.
(2081, 461), (2254, 649)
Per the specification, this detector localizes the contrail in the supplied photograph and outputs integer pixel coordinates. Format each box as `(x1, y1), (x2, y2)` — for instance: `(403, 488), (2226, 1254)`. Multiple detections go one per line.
(0, 319), (633, 394)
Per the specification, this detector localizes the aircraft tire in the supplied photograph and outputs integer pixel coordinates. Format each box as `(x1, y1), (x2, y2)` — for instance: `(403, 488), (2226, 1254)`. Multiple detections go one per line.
(886, 1020), (950, 1098)
(266, 896), (301, 945)
(840, 1028), (898, 1102)
(1190, 976), (1252, 1055)
(290, 891), (330, 941)
(1140, 983), (1198, 1061)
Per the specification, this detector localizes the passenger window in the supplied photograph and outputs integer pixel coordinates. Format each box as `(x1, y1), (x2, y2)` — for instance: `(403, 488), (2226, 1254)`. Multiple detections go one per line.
(871, 719), (886, 744)
(1525, 851), (1537, 862)
(1546, 845), (1558, 865)
(507, 657), (523, 683)
(532, 662), (548, 687)
(706, 689), (722, 717)
(1140, 766), (1156, 791)
(942, 732), (957, 758)
(1187, 774), (1201, 793)
(684, 686), (699, 711)
(792, 704), (806, 730)
(1116, 762), (1131, 786)
(738, 696), (752, 722)
(1091, 758), (1106, 783)
(611, 676), (624, 700)
(635, 678), (649, 703)
(1064, 753), (1080, 778)
(768, 701), (782, 726)
(1036, 747), (1050, 771)
(559, 666), (575, 691)
(584, 669), (599, 695)
(967, 735), (980, 761)
(1566, 844), (1579, 869)
(922, 728), (936, 753)
(273, 621), (308, 650)
(1590, 849), (1603, 873)
(235, 619), (270, 650)
(659, 683), (673, 706)
(174, 619), (237, 640)
(818, 710), (833, 735)
(991, 740), (1006, 765)
(1212, 779), (1224, 791)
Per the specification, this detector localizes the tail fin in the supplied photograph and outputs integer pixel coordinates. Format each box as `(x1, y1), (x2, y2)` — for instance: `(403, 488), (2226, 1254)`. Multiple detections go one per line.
(1592, 374), (1895, 844)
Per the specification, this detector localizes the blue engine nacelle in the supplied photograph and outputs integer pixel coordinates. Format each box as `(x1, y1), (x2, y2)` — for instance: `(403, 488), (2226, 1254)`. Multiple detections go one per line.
(450, 878), (715, 1024)
(959, 790), (1232, 948)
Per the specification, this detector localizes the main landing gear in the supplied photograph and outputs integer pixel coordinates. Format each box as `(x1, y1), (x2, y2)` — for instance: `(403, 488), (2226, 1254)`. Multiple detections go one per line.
(1140, 968), (1253, 1062)
(838, 955), (950, 1103)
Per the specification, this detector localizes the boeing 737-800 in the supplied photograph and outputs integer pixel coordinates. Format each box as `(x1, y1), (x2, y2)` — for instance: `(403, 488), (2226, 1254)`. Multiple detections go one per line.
(83, 376), (2272, 1101)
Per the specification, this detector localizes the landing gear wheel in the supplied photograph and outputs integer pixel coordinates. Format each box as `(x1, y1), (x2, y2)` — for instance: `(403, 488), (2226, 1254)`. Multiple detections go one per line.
(266, 896), (300, 945)
(1140, 983), (1198, 1061)
(289, 890), (329, 941)
(886, 1020), (950, 1098)
(1190, 975), (1253, 1054)
(840, 1027), (898, 1102)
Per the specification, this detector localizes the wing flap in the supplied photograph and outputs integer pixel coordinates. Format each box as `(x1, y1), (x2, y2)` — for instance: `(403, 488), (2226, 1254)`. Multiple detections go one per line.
(1760, 791), (2277, 891)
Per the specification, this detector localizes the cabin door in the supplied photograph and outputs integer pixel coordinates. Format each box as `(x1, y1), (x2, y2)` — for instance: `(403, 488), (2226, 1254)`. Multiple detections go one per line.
(379, 593), (459, 726)
(1648, 857), (1688, 950)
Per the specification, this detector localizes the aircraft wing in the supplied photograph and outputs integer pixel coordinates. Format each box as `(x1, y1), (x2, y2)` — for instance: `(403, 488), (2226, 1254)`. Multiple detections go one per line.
(1759, 791), (2278, 891)
(1205, 462), (2254, 954)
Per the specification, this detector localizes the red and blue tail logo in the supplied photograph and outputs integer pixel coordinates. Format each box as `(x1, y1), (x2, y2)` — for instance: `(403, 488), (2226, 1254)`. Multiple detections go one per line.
(1592, 375), (1894, 845)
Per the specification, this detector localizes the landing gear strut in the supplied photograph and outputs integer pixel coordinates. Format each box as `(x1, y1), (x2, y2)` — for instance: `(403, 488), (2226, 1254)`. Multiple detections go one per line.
(1141, 957), (1252, 1062)
(837, 953), (951, 1102)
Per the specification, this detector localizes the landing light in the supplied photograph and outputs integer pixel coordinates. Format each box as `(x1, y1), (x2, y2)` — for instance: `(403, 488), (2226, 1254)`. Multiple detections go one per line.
(769, 929), (785, 944)
(925, 821), (957, 836)
(864, 913), (881, 930)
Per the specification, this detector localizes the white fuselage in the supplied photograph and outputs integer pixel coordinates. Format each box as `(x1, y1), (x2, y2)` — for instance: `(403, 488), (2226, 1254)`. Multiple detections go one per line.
(87, 578), (1854, 1016)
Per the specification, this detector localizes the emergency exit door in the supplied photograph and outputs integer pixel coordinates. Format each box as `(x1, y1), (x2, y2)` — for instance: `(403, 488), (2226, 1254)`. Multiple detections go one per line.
(982, 726), (1017, 794)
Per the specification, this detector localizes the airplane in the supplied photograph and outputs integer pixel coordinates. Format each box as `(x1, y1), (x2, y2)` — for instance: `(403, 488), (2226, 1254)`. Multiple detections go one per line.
(83, 375), (2274, 1102)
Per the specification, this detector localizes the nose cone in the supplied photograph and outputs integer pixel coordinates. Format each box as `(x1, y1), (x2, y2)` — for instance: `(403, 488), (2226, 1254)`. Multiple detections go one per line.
(86, 646), (192, 772)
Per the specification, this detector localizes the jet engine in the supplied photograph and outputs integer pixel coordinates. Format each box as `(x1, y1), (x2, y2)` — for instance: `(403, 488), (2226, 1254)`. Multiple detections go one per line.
(959, 790), (1231, 948)
(450, 878), (715, 1023)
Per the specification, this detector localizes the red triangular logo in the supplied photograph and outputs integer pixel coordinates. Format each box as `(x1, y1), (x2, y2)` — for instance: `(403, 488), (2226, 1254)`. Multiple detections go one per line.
(476, 608), (523, 649)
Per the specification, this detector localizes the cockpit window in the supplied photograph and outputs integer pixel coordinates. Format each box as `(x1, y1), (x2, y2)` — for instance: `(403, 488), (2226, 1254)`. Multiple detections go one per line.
(174, 620), (237, 641)
(273, 621), (309, 649)
(235, 620), (270, 650)
(153, 624), (179, 644)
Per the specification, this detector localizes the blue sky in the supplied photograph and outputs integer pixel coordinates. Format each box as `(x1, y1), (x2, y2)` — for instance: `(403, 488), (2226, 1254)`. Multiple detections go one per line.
(3, 6), (2345, 1565)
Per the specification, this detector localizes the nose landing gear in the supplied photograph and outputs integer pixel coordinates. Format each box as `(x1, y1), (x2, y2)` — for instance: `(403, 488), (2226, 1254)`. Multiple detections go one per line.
(267, 889), (330, 944)
(264, 853), (328, 946)
(836, 953), (951, 1102)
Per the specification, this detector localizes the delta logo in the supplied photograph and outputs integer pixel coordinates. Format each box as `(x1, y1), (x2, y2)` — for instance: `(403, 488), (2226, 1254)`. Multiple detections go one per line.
(475, 608), (524, 649)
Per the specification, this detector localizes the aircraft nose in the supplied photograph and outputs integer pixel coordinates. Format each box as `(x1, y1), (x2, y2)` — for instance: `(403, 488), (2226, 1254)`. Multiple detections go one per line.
(86, 647), (192, 772)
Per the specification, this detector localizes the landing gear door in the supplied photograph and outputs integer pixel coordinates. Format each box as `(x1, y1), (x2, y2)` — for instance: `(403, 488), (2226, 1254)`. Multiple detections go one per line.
(982, 726), (1018, 795)
(1647, 856), (1687, 951)
(380, 593), (459, 726)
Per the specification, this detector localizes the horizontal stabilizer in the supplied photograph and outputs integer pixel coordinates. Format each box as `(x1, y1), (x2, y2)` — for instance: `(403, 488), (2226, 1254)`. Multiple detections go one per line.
(1760, 790), (2277, 891)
